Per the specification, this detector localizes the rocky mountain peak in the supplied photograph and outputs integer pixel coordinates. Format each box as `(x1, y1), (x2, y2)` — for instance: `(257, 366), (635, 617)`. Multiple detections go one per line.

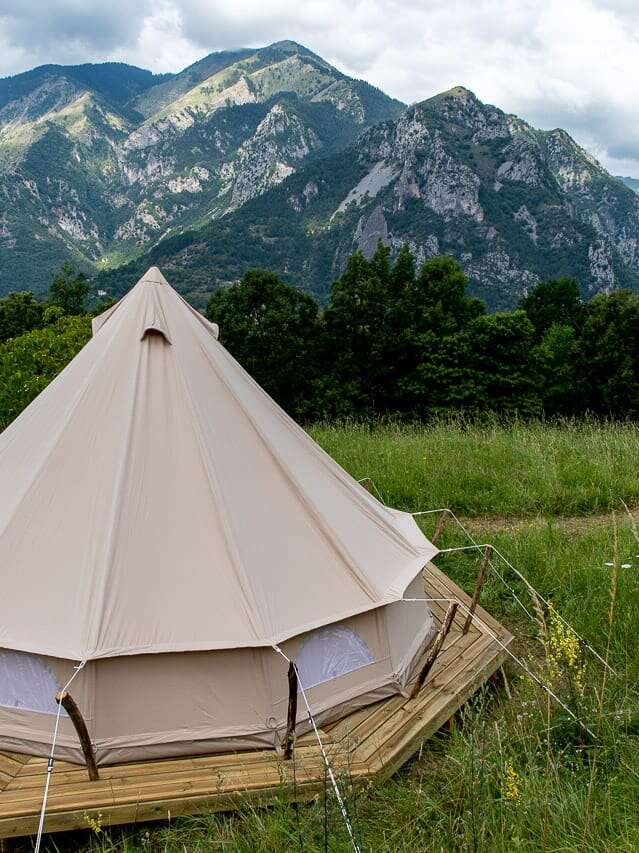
(0, 43), (403, 294)
(94, 81), (639, 311)
(437, 85), (478, 102)
(413, 86), (511, 143)
(2, 44), (638, 312)
(263, 40), (324, 60)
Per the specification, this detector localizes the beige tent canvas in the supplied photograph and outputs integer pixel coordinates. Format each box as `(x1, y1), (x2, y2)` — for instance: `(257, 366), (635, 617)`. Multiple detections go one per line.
(0, 267), (438, 765)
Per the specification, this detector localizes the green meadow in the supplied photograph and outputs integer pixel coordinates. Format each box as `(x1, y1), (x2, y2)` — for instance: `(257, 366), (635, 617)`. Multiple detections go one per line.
(41, 420), (639, 852)
(310, 418), (639, 517)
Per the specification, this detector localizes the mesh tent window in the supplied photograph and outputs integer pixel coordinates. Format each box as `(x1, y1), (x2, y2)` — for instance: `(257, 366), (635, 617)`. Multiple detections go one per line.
(0, 649), (62, 715)
(295, 625), (374, 690)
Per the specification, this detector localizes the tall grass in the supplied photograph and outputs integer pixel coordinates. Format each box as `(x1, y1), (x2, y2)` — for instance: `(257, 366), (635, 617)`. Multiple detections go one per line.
(37, 421), (639, 852)
(423, 515), (639, 652)
(310, 418), (639, 517)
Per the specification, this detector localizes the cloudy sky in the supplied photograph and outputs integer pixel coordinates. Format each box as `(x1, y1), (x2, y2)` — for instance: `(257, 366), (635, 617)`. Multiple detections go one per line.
(0, 0), (637, 175)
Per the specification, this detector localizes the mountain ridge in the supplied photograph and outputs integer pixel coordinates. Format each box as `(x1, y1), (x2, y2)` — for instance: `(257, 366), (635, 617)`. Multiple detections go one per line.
(0, 41), (403, 295)
(618, 175), (639, 194)
(0, 61), (171, 114)
(95, 85), (639, 309)
(1, 44), (638, 309)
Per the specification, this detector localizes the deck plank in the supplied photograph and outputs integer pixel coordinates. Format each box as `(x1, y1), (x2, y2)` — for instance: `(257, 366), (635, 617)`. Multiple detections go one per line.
(0, 754), (30, 794)
(373, 644), (509, 780)
(11, 738), (332, 784)
(3, 746), (327, 797)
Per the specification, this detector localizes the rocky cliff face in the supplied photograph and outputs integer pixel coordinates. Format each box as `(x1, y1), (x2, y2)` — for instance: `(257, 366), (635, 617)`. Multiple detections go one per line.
(0, 42), (402, 294)
(100, 85), (639, 309)
(3, 48), (639, 308)
(333, 88), (639, 304)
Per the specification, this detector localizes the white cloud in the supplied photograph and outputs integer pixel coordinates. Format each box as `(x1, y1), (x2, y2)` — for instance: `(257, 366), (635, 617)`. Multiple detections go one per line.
(0, 0), (637, 174)
(0, 0), (155, 65)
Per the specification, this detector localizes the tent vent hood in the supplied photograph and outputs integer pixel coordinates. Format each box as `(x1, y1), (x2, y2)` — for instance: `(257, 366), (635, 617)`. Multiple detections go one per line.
(139, 274), (172, 343)
(140, 324), (171, 344)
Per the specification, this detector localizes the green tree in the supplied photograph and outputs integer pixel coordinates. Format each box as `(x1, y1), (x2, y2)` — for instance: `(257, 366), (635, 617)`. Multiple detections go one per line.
(579, 290), (639, 417)
(206, 269), (322, 419)
(391, 255), (484, 416)
(0, 292), (43, 343)
(468, 311), (541, 416)
(535, 323), (584, 415)
(43, 305), (66, 325)
(0, 315), (92, 429)
(323, 249), (490, 417)
(389, 243), (416, 298)
(48, 262), (90, 315)
(91, 297), (118, 317)
(520, 278), (583, 339)
(322, 247), (393, 416)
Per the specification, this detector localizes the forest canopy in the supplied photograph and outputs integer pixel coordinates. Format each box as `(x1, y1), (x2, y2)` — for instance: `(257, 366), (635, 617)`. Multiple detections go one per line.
(0, 246), (636, 428)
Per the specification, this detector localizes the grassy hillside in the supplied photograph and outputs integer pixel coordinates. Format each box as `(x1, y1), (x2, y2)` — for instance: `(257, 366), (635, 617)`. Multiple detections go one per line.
(29, 419), (639, 852)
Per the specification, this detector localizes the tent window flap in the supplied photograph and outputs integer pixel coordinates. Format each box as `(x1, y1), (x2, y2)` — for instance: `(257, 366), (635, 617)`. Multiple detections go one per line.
(296, 626), (374, 690)
(0, 649), (63, 715)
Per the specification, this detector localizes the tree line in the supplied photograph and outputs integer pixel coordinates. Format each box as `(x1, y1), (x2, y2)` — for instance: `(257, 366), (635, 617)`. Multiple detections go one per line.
(0, 248), (638, 429)
(207, 244), (639, 421)
(0, 263), (97, 428)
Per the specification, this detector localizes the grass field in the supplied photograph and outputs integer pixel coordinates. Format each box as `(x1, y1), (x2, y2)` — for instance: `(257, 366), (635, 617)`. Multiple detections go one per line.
(310, 418), (639, 517)
(40, 420), (639, 852)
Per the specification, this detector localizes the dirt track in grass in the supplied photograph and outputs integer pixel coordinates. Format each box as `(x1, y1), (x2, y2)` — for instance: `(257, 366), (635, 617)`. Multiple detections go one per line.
(456, 505), (639, 535)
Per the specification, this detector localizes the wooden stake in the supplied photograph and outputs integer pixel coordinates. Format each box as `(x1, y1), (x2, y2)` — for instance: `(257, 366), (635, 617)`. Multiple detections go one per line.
(462, 545), (493, 635)
(409, 601), (458, 699)
(55, 691), (99, 781)
(281, 661), (298, 760)
(500, 665), (512, 700)
(431, 510), (450, 545)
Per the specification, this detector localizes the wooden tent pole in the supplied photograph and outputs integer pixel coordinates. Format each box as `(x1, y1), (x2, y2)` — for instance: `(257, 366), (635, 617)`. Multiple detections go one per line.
(431, 510), (450, 545)
(462, 545), (493, 635)
(282, 661), (298, 760)
(410, 601), (458, 699)
(55, 691), (99, 781)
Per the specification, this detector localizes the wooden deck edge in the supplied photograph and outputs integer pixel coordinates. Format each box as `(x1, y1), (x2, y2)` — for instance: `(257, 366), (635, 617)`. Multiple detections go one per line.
(0, 778), (327, 838)
(0, 755), (30, 797)
(425, 560), (512, 641)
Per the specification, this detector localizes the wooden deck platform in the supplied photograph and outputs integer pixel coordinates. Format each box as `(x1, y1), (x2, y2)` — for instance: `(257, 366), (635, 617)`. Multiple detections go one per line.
(0, 562), (513, 840)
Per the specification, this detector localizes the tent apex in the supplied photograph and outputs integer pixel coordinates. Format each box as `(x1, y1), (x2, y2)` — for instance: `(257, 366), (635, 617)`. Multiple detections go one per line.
(138, 266), (170, 287)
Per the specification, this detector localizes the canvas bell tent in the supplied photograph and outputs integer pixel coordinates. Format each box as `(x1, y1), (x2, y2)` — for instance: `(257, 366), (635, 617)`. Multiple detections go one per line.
(0, 267), (439, 766)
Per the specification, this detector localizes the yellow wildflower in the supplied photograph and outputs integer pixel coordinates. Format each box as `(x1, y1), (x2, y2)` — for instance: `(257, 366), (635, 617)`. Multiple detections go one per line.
(504, 762), (520, 801)
(547, 604), (585, 696)
(83, 810), (103, 834)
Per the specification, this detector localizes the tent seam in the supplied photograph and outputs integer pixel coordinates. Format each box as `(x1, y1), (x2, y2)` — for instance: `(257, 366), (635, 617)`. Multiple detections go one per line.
(82, 338), (146, 658)
(170, 314), (268, 641)
(193, 337), (409, 601)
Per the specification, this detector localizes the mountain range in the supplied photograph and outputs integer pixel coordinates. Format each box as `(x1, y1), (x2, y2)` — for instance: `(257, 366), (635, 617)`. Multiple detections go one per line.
(1, 40), (639, 308)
